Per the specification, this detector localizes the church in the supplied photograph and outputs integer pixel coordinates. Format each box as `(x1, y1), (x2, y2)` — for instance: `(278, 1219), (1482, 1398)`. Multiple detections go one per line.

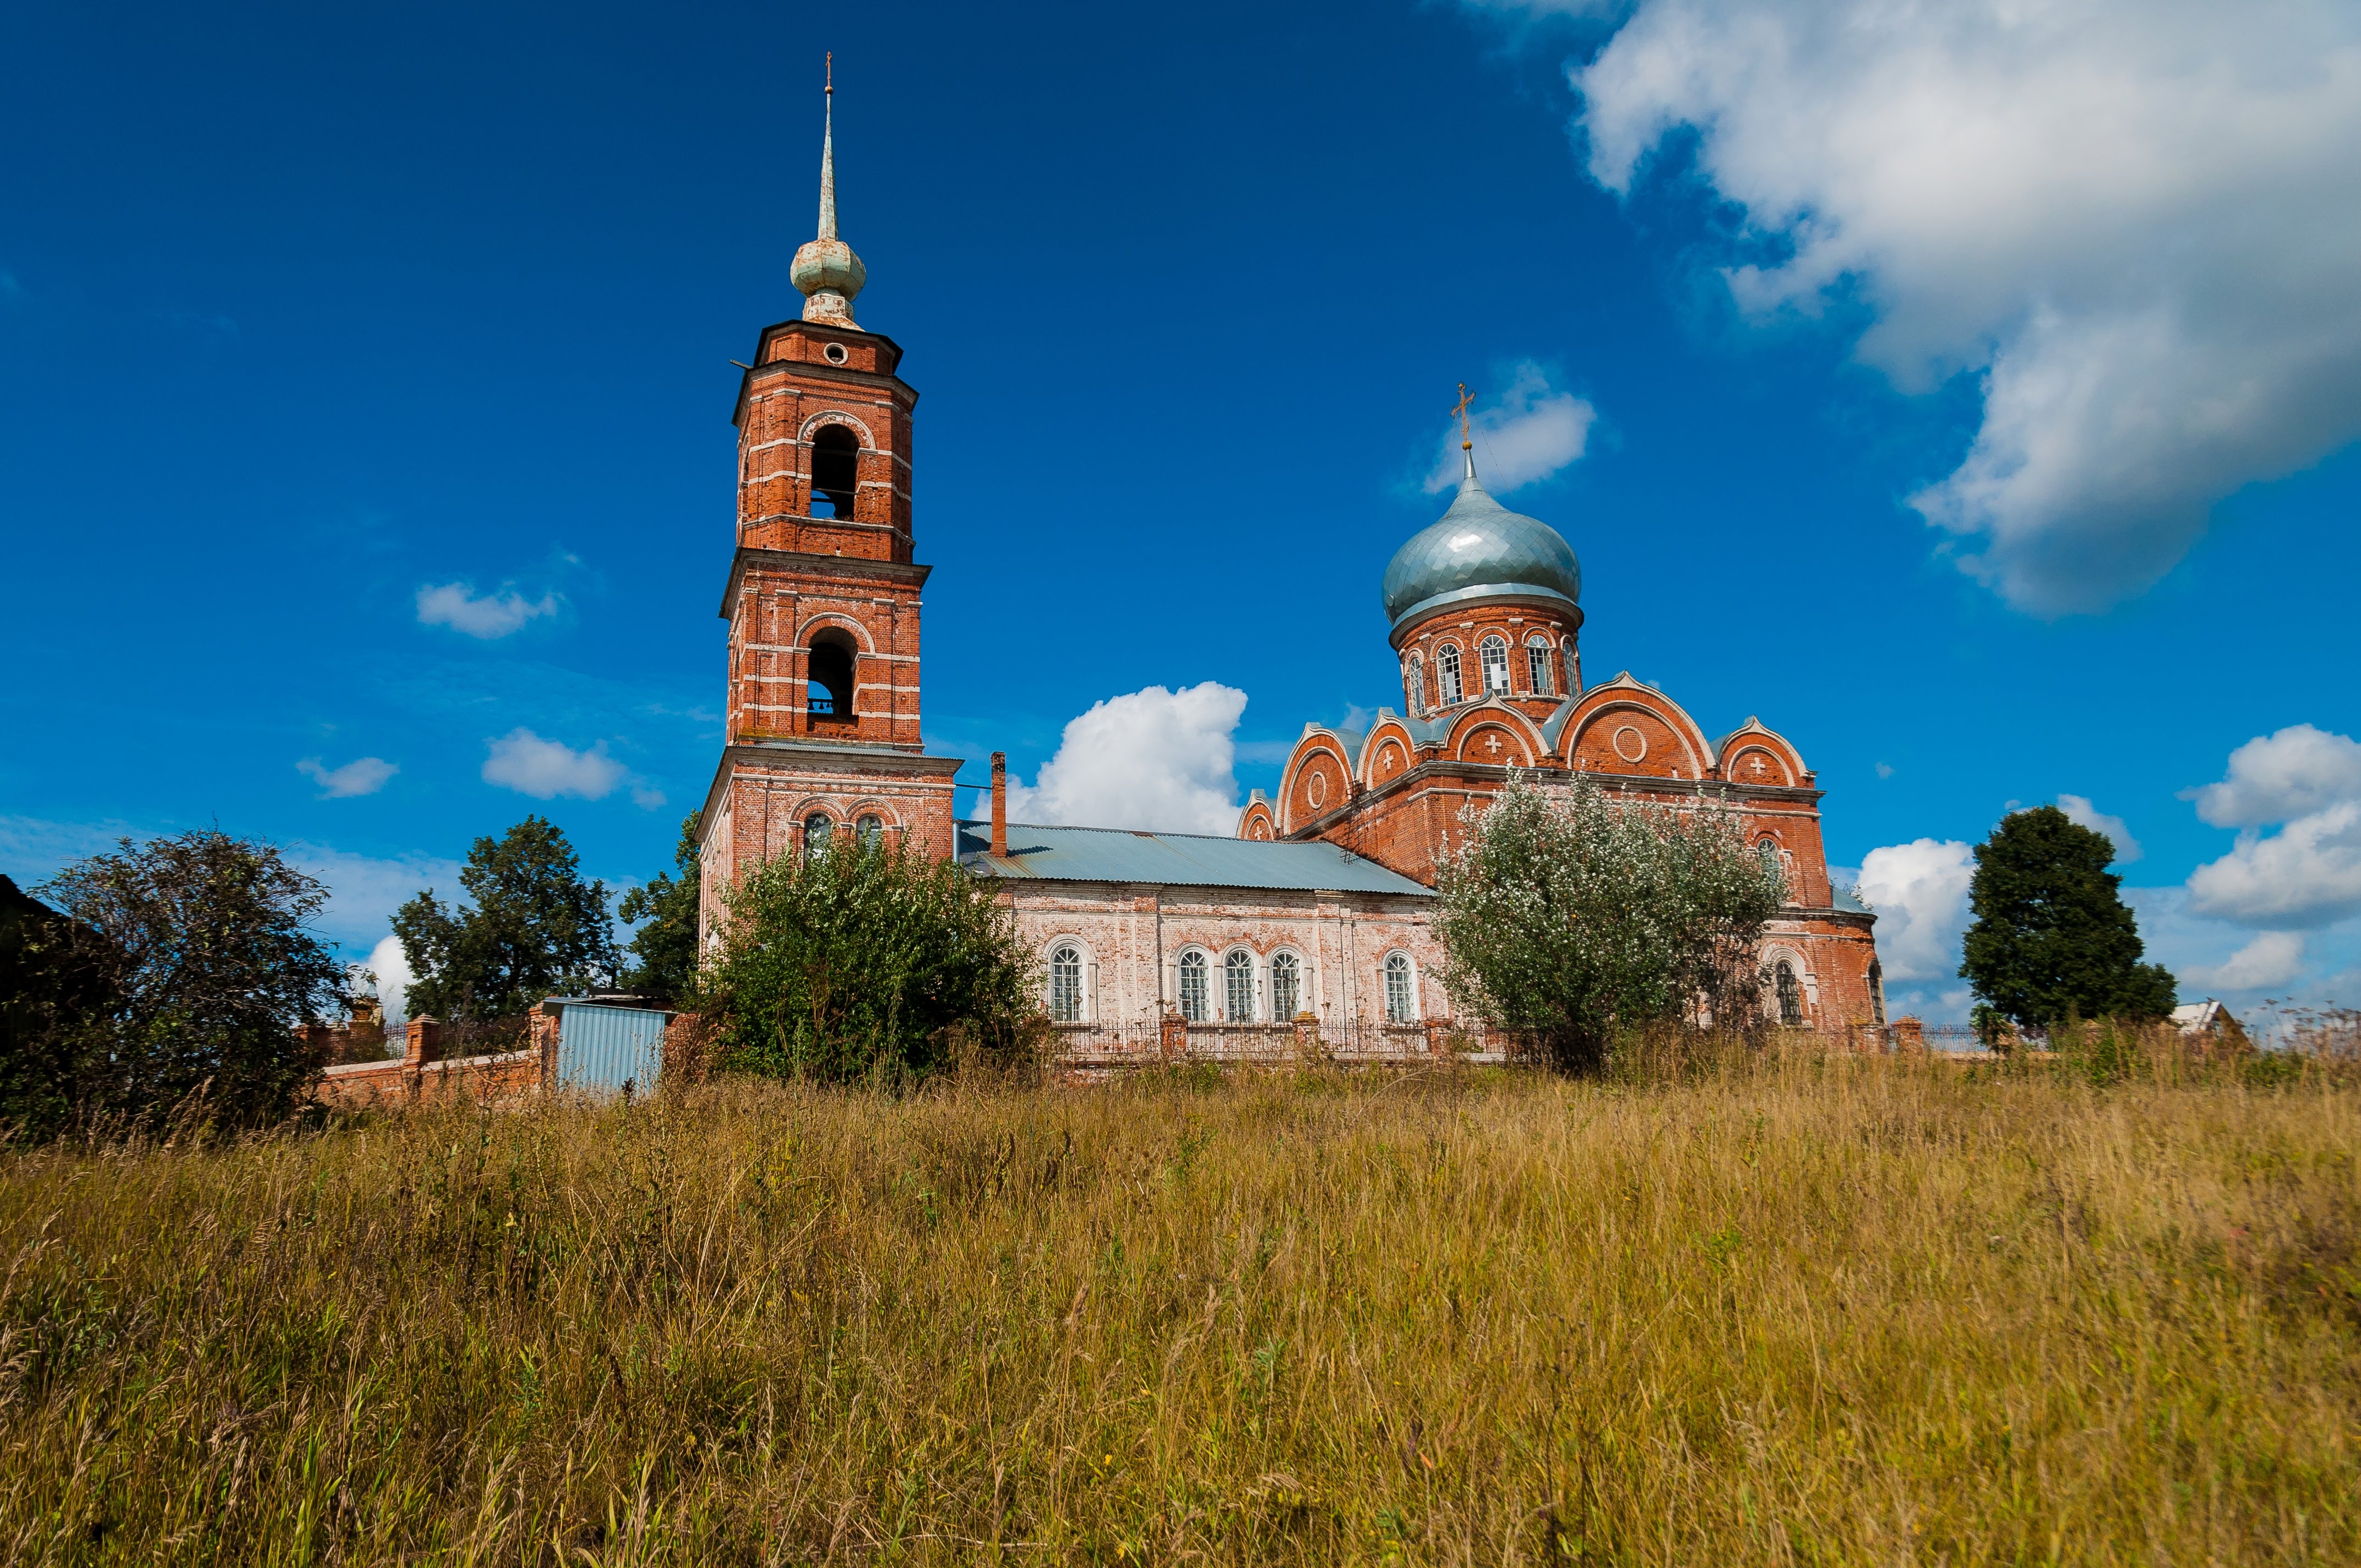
(696, 82), (1885, 1057)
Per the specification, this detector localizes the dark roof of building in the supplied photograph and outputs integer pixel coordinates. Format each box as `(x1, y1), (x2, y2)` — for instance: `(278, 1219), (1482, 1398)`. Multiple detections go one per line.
(956, 820), (1432, 896)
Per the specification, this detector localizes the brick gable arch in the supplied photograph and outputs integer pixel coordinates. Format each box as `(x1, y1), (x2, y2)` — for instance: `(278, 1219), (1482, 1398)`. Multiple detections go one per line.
(1237, 797), (1278, 840)
(1444, 704), (1547, 768)
(1716, 719), (1808, 788)
(1279, 734), (1357, 832)
(1560, 680), (1711, 780)
(1359, 722), (1418, 788)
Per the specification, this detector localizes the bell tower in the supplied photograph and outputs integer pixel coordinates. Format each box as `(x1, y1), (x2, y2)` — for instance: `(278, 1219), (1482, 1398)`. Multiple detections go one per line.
(698, 65), (962, 940)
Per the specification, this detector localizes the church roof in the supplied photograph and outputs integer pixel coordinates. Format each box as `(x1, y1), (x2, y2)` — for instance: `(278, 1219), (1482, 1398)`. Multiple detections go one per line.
(956, 820), (1431, 896)
(1381, 471), (1582, 630)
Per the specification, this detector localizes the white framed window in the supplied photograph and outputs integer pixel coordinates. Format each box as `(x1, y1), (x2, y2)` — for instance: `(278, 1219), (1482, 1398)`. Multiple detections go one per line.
(1223, 949), (1255, 1022)
(1479, 635), (1510, 695)
(1436, 644), (1464, 705)
(1526, 636), (1554, 696)
(1049, 943), (1084, 1023)
(1177, 950), (1210, 1023)
(1561, 638), (1578, 695)
(802, 813), (833, 861)
(1271, 951), (1302, 1019)
(1405, 655), (1424, 717)
(856, 814), (884, 848)
(1383, 952), (1416, 1023)
(1774, 960), (1803, 1026)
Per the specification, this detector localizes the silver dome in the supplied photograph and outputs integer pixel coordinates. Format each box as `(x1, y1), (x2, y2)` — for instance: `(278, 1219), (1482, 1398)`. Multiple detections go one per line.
(1380, 475), (1582, 630)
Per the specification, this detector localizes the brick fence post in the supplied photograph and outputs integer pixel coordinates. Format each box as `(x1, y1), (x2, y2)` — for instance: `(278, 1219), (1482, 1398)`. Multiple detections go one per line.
(531, 1003), (563, 1091)
(1892, 1016), (1926, 1054)
(1160, 1011), (1187, 1062)
(406, 1016), (444, 1067)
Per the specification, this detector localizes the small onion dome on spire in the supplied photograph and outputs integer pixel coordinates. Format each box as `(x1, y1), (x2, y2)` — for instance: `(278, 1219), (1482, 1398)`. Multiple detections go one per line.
(1381, 455), (1582, 631)
(790, 58), (866, 328)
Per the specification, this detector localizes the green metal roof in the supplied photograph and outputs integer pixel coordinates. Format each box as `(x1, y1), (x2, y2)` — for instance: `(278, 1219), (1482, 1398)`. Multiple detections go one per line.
(956, 821), (1432, 896)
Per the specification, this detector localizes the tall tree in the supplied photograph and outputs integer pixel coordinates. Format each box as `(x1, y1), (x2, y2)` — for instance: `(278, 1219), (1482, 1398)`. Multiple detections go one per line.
(1959, 805), (2178, 1030)
(705, 832), (1035, 1084)
(1434, 777), (1787, 1071)
(618, 811), (703, 1004)
(392, 817), (617, 1020)
(16, 833), (348, 1131)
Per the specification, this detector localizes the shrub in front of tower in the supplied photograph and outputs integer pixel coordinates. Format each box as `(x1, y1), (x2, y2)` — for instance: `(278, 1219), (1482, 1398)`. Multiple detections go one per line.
(1434, 777), (1787, 1072)
(702, 832), (1037, 1085)
(1959, 804), (2178, 1038)
(5, 831), (350, 1135)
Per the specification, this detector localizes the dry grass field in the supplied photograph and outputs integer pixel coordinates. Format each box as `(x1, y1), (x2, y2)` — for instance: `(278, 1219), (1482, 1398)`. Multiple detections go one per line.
(1, 1047), (2354, 1565)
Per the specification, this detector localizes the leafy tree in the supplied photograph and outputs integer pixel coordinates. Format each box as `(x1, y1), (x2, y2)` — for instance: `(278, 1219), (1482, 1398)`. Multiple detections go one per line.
(393, 817), (617, 1021)
(10, 833), (348, 1132)
(0, 874), (116, 1137)
(705, 832), (1035, 1084)
(1434, 777), (1787, 1071)
(618, 811), (703, 1004)
(1959, 805), (2177, 1031)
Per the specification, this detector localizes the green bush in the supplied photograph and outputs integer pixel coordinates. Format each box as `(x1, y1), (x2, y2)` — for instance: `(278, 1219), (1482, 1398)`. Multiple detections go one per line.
(704, 834), (1037, 1085)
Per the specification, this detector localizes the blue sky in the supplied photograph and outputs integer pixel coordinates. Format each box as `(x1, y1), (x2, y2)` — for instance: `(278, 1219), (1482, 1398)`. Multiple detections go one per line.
(5, 0), (2358, 1022)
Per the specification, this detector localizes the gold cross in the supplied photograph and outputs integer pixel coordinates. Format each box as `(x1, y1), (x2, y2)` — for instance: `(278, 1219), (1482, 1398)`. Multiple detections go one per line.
(1452, 383), (1475, 449)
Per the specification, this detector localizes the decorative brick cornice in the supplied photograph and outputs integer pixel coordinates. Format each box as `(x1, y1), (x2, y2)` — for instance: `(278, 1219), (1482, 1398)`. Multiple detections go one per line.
(719, 548), (932, 619)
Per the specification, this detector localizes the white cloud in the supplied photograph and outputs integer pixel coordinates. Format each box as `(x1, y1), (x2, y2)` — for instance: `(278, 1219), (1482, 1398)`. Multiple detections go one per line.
(2184, 724), (2361, 929)
(287, 844), (464, 950)
(364, 933), (415, 1025)
(2057, 793), (2141, 863)
(1005, 683), (1248, 835)
(1536, 0), (2361, 614)
(1853, 837), (1974, 983)
(482, 727), (648, 803)
(417, 581), (561, 639)
(1425, 363), (1598, 494)
(296, 755), (398, 798)
(2183, 930), (2306, 993)
(2183, 723), (2361, 827)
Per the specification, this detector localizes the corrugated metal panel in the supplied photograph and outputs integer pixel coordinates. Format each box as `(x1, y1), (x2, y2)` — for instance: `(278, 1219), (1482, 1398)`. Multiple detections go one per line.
(955, 820), (1433, 896)
(554, 1003), (667, 1094)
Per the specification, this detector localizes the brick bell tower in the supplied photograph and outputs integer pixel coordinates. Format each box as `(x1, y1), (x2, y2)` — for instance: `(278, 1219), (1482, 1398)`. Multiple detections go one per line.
(697, 65), (961, 943)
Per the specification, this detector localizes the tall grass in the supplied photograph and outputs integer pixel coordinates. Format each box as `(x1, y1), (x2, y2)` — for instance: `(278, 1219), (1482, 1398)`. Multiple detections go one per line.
(1, 1052), (2355, 1564)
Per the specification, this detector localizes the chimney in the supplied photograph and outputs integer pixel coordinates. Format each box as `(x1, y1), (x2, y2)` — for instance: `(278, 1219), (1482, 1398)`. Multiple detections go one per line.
(990, 752), (1008, 858)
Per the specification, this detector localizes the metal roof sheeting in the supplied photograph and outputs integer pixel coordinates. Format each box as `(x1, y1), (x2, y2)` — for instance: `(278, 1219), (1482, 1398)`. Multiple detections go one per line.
(956, 821), (1433, 896)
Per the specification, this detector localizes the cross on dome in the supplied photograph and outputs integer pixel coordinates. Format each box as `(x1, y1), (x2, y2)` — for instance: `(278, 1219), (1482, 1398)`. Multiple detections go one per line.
(790, 55), (867, 328)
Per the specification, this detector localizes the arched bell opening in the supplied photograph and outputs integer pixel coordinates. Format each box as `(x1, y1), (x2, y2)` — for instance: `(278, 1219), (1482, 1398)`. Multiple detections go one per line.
(806, 629), (858, 726)
(809, 426), (859, 518)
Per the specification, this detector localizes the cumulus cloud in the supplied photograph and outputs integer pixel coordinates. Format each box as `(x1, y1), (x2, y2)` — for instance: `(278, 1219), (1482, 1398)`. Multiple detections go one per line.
(1005, 683), (1248, 835)
(1514, 0), (2361, 614)
(287, 844), (465, 950)
(2057, 793), (2140, 863)
(365, 933), (415, 1025)
(2183, 723), (2361, 828)
(417, 582), (561, 639)
(2185, 724), (2361, 928)
(2183, 930), (2307, 993)
(296, 755), (398, 798)
(1424, 363), (1598, 494)
(481, 728), (661, 808)
(1853, 838), (1976, 986)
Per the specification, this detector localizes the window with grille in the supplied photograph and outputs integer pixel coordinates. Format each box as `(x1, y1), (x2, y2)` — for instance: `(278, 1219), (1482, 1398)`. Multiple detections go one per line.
(1436, 644), (1463, 705)
(1562, 639), (1577, 695)
(1405, 655), (1424, 717)
(1178, 951), (1209, 1022)
(1775, 961), (1803, 1026)
(1526, 638), (1554, 696)
(803, 814), (833, 860)
(1869, 961), (1886, 1026)
(1479, 636), (1510, 694)
(1224, 950), (1254, 1022)
(1049, 944), (1084, 1022)
(1384, 952), (1414, 1023)
(856, 814), (883, 848)
(1271, 951), (1301, 1019)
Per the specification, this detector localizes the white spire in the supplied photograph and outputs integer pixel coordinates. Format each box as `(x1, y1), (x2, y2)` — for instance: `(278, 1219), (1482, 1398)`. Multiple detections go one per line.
(790, 53), (866, 328)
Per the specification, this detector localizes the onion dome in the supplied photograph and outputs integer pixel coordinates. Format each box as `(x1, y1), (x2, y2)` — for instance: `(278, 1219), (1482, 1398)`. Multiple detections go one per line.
(790, 66), (866, 328)
(1380, 455), (1582, 631)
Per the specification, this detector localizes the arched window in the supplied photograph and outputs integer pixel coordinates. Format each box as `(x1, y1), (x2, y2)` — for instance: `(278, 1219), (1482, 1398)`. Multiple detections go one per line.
(1177, 950), (1210, 1022)
(1868, 960), (1886, 1026)
(1756, 838), (1788, 901)
(1223, 950), (1255, 1023)
(807, 630), (857, 723)
(1049, 943), (1084, 1022)
(1383, 952), (1415, 1023)
(1526, 636), (1554, 697)
(1270, 951), (1302, 1019)
(1435, 644), (1464, 706)
(1479, 635), (1511, 695)
(809, 424), (859, 518)
(1775, 960), (1803, 1026)
(802, 813), (833, 861)
(1561, 638), (1579, 695)
(1405, 655), (1424, 717)
(856, 814), (884, 848)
